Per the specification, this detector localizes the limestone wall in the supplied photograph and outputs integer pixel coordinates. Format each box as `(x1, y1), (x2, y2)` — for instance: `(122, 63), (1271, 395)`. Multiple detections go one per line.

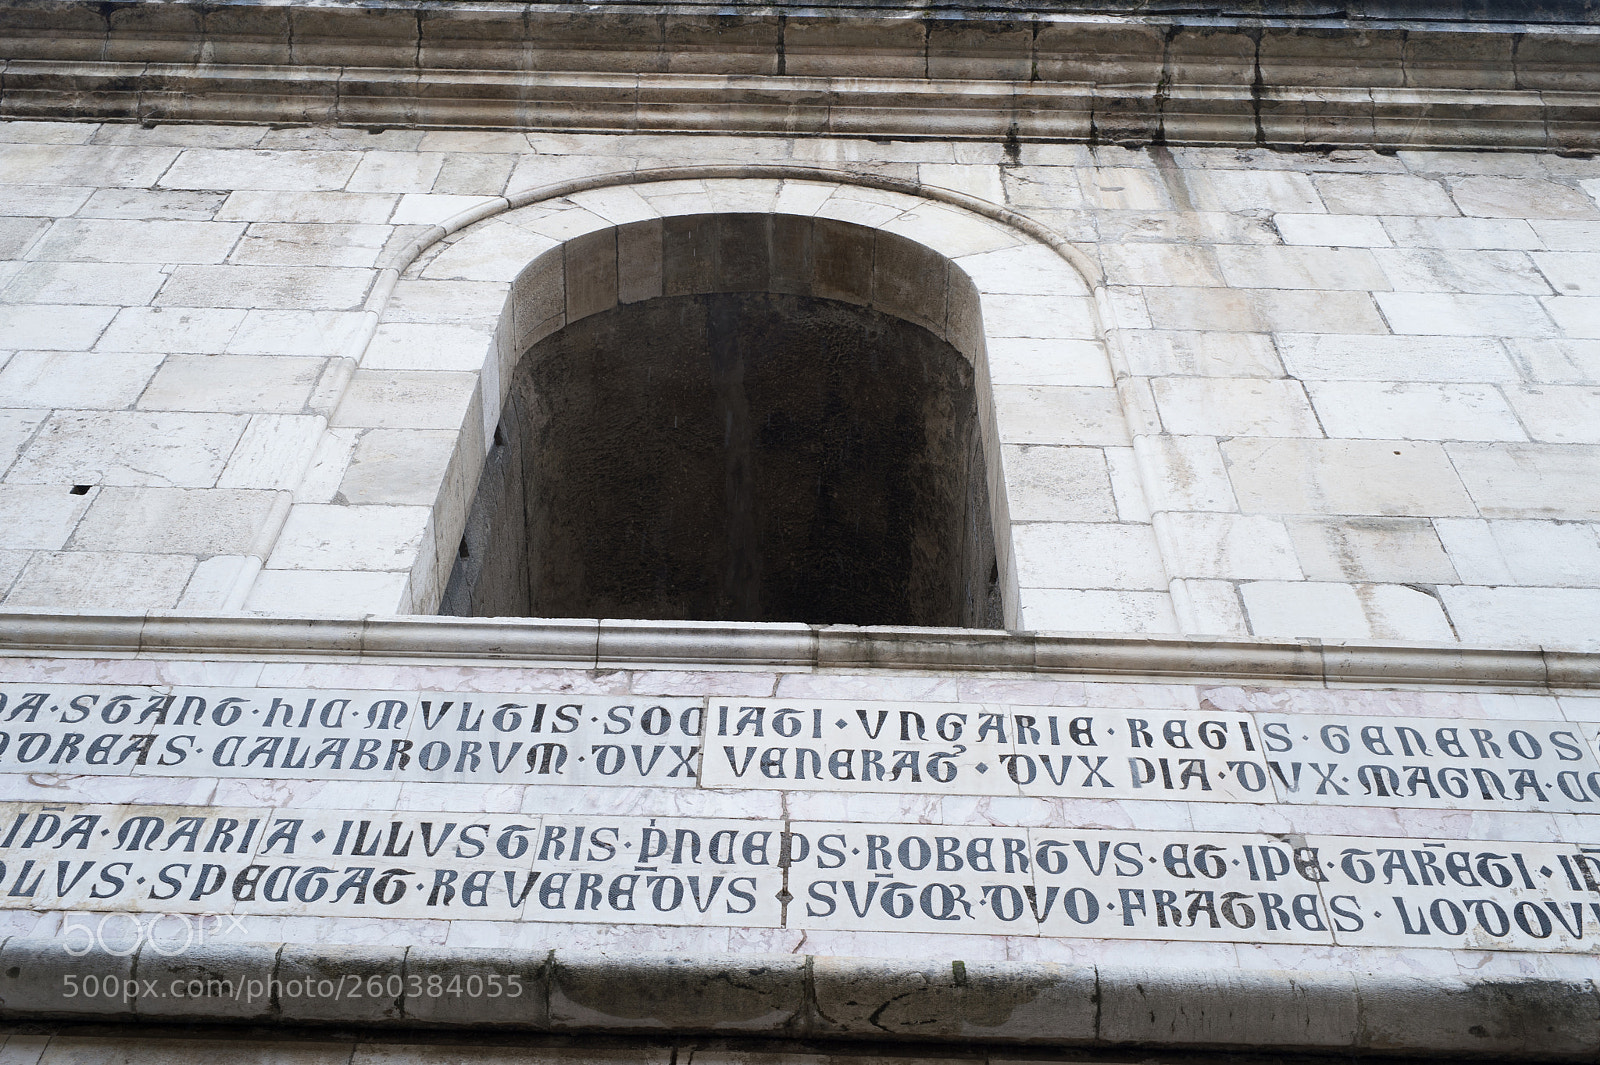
(1, 121), (1598, 649)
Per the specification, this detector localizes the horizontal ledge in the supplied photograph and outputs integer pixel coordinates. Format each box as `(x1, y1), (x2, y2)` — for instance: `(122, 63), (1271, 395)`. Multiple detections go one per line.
(0, 938), (1595, 1059)
(0, 612), (1588, 690)
(0, 63), (1597, 149)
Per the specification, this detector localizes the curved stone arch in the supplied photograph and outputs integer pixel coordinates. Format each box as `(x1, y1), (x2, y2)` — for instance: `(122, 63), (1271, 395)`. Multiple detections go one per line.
(250, 170), (1176, 634)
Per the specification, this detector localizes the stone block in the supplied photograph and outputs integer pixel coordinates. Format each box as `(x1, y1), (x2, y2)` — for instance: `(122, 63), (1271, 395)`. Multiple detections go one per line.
(1135, 434), (1238, 512)
(1188, 169), (1326, 214)
(1375, 248), (1550, 294)
(982, 294), (1097, 339)
(1083, 166), (1173, 210)
(1451, 175), (1599, 219)
(564, 226), (619, 321)
(244, 568), (409, 614)
(1436, 517), (1600, 586)
(217, 190), (399, 224)
(1018, 587), (1178, 633)
(266, 502), (431, 571)
(1106, 445), (1155, 520)
(1357, 974), (1600, 1060)
(275, 944), (406, 1024)
(1014, 521), (1168, 590)
(217, 413), (326, 490)
(0, 410), (46, 472)
(1503, 383), (1600, 442)
(1317, 173), (1458, 215)
(433, 155), (516, 196)
(139, 353), (324, 412)
(0, 482), (95, 549)
(331, 369), (479, 430)
(1375, 291), (1558, 337)
(344, 151), (446, 194)
(0, 185), (95, 217)
(155, 264), (374, 310)
(1241, 580), (1455, 641)
(1000, 444), (1117, 521)
(808, 218), (873, 306)
(1274, 213), (1391, 247)
(1287, 517), (1459, 583)
(96, 306), (247, 353)
(1532, 250), (1600, 296)
(1381, 215), (1541, 249)
(72, 486), (283, 554)
(550, 951), (805, 1031)
(1306, 381), (1526, 441)
(1276, 333), (1517, 381)
(161, 147), (359, 192)
(1174, 577), (1250, 635)
(393, 947), (550, 1027)
(0, 350), (164, 409)
(340, 429), (457, 506)
(1157, 512), (1303, 580)
(132, 941), (278, 1021)
(77, 187), (228, 220)
(1, 260), (167, 306)
(1222, 438), (1476, 516)
(0, 143), (177, 188)
(385, 279), (511, 324)
(425, 222), (559, 284)
(1101, 243), (1225, 287)
(816, 958), (1096, 1042)
(362, 323), (495, 372)
(1214, 245), (1388, 290)
(1447, 441), (1600, 519)
(7, 409), (248, 487)
(1098, 968), (1357, 1051)
(872, 231), (947, 333)
(1441, 585), (1600, 650)
(177, 553), (258, 610)
(0, 937), (135, 1018)
(230, 222), (393, 268)
(1544, 295), (1600, 339)
(881, 203), (1020, 258)
(1153, 377), (1320, 437)
(992, 385), (1129, 446)
(1116, 329), (1282, 378)
(1530, 218), (1600, 251)
(985, 337), (1114, 387)
(2, 550), (194, 612)
(1144, 287), (1386, 333)
(29, 218), (244, 264)
(0, 304), (116, 350)
(617, 217), (664, 304)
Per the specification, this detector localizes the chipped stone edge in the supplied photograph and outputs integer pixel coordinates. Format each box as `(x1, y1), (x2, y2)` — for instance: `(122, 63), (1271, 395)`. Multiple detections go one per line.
(0, 612), (1594, 691)
(0, 939), (1595, 1059)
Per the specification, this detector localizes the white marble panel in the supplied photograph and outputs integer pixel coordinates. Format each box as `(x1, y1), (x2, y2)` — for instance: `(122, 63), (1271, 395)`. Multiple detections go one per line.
(700, 698), (1275, 804)
(1255, 713), (1600, 812)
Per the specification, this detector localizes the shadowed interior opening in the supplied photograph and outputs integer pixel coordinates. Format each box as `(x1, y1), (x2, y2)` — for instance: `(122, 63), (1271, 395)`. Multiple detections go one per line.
(441, 290), (999, 627)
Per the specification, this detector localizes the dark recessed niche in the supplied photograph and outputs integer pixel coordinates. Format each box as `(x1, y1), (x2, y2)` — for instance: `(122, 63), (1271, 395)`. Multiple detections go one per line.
(441, 291), (999, 628)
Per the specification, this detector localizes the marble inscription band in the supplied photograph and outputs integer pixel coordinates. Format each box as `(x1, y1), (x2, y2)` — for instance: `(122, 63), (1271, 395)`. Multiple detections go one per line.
(2, 687), (1598, 812)
(5, 804), (1598, 953)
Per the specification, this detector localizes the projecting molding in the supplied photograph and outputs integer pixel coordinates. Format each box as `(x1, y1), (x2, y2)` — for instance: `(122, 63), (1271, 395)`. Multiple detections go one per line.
(3, 0), (1600, 148)
(0, 613), (1595, 690)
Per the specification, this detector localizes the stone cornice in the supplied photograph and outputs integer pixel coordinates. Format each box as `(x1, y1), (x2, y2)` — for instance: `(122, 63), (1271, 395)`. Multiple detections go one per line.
(3, 0), (1600, 148)
(0, 613), (1594, 691)
(0, 938), (1596, 1059)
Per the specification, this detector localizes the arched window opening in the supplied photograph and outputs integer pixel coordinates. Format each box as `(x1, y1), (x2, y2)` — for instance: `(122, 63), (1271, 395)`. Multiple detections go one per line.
(439, 213), (1001, 628)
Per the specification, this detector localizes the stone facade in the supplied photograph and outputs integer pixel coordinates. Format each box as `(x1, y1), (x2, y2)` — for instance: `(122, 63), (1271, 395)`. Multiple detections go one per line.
(3, 125), (1600, 648)
(2, 0), (1600, 1059)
